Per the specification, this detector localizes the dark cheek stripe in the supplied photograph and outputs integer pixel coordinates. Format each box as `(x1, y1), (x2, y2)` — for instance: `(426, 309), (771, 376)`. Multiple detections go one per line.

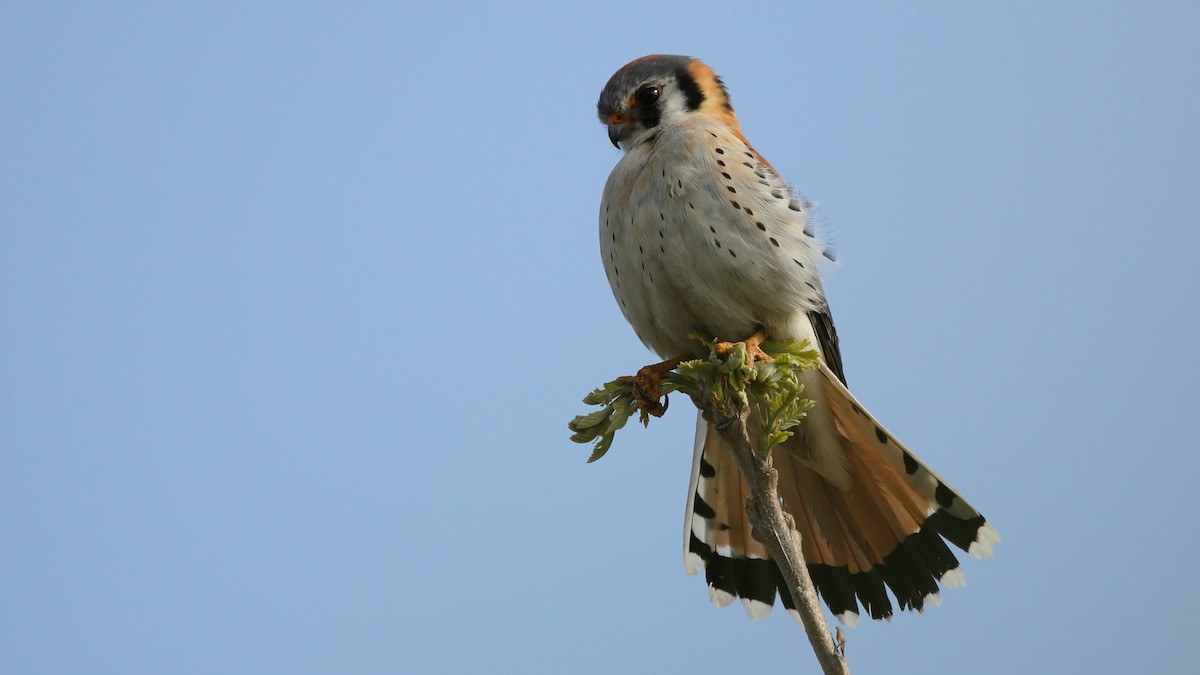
(676, 68), (705, 110)
(640, 106), (662, 129)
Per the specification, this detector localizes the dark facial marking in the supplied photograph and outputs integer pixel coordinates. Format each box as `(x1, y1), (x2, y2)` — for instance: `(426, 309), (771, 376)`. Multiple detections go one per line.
(639, 104), (662, 131)
(675, 67), (705, 110)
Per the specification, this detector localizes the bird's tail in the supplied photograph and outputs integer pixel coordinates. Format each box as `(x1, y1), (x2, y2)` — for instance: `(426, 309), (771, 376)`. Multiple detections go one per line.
(683, 362), (999, 626)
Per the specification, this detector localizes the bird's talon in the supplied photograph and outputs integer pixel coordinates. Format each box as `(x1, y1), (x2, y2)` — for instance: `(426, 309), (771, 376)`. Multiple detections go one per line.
(746, 341), (771, 363)
(622, 357), (684, 417)
(714, 330), (772, 363)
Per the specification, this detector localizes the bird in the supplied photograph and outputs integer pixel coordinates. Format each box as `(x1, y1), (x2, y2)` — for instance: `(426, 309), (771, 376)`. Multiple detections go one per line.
(596, 54), (998, 627)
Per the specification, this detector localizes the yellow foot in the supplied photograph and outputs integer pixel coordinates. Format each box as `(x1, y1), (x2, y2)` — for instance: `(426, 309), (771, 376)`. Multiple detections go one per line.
(618, 356), (684, 418)
(714, 328), (772, 363)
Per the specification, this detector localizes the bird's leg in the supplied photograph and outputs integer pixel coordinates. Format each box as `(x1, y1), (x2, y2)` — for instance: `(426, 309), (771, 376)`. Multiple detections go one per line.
(618, 356), (685, 418)
(714, 328), (772, 363)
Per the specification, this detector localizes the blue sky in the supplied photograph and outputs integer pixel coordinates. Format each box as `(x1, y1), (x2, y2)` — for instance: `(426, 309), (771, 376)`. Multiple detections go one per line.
(3, 2), (1197, 673)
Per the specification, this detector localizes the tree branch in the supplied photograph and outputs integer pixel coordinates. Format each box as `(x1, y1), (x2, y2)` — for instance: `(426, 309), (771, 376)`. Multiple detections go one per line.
(692, 386), (850, 675)
(569, 339), (850, 673)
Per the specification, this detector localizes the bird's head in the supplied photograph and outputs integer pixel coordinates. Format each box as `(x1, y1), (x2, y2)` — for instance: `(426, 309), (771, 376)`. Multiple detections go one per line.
(597, 54), (738, 150)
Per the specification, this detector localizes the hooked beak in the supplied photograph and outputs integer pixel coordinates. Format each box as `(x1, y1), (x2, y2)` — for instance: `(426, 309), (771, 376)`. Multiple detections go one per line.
(606, 113), (631, 148)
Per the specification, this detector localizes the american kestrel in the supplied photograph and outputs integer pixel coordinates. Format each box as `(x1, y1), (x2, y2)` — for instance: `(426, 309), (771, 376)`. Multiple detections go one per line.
(596, 55), (998, 626)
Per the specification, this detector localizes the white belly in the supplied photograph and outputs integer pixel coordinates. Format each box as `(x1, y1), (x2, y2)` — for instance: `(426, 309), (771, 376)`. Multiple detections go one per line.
(599, 119), (827, 359)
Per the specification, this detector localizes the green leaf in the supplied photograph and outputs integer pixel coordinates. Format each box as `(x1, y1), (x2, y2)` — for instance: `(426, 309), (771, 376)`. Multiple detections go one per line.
(569, 339), (819, 462)
(587, 432), (615, 463)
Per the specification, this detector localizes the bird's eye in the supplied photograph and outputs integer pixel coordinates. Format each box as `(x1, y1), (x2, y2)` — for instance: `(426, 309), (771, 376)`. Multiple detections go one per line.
(634, 85), (661, 107)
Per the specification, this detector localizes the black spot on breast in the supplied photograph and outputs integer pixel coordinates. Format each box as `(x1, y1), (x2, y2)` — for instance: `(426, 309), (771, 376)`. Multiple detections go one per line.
(793, 259), (804, 268)
(721, 172), (731, 179)
(700, 457), (716, 478)
(659, 229), (664, 238)
(660, 212), (665, 220)
(744, 208), (754, 216)
(726, 186), (736, 193)
(902, 450), (919, 475)
(717, 159), (726, 167)
(789, 199), (803, 211)
(770, 237), (779, 247)
(718, 523), (730, 531)
(715, 148), (725, 155)
(772, 190), (785, 199)
(709, 225), (716, 233)
(935, 482), (956, 509)
(714, 239), (722, 248)
(730, 201), (740, 210)
(875, 427), (888, 443)
(729, 249), (737, 258)
(756, 222), (766, 231)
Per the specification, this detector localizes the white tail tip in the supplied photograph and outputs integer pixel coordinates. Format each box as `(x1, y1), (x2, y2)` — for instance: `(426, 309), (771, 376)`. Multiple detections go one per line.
(968, 523), (1001, 559)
